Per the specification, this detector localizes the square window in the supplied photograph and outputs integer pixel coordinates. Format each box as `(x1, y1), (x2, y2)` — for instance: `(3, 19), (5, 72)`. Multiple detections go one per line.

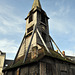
(27, 25), (34, 33)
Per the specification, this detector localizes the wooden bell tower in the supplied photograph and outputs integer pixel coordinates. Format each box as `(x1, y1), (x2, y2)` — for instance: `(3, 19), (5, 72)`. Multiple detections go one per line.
(15, 0), (54, 61)
(25, 0), (53, 50)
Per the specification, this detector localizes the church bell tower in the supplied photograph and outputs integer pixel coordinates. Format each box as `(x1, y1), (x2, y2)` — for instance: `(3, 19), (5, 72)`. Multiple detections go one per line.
(25, 0), (52, 49)
(16, 0), (54, 60)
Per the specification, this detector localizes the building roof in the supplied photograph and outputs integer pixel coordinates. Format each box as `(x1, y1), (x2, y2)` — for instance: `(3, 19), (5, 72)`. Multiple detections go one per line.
(32, 0), (42, 9)
(0, 50), (6, 55)
(3, 47), (75, 72)
(66, 56), (75, 62)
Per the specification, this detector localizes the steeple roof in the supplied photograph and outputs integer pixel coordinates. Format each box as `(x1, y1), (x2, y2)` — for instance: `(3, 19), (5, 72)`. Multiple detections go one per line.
(32, 0), (42, 9)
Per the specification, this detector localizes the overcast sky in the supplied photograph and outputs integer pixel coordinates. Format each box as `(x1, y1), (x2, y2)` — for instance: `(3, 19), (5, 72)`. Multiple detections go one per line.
(0, 0), (75, 60)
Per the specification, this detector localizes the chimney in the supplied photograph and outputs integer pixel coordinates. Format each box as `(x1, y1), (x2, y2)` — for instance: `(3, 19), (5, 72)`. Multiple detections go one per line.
(62, 51), (65, 56)
(31, 46), (38, 59)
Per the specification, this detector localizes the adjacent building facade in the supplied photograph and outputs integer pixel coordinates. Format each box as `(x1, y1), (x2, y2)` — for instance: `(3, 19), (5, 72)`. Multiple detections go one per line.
(3, 0), (75, 75)
(0, 51), (6, 75)
(0, 51), (13, 75)
(66, 56), (75, 62)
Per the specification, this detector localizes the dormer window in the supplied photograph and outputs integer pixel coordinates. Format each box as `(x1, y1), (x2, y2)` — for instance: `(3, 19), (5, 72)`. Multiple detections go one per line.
(41, 14), (45, 23)
(29, 14), (33, 23)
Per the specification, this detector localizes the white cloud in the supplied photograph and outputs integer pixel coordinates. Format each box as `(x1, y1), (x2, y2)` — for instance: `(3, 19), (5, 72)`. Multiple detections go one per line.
(50, 5), (70, 17)
(68, 37), (75, 42)
(0, 1), (25, 59)
(55, 0), (65, 6)
(0, 26), (7, 34)
(0, 3), (25, 34)
(49, 18), (70, 35)
(0, 39), (18, 54)
(65, 50), (75, 56)
(48, 5), (70, 33)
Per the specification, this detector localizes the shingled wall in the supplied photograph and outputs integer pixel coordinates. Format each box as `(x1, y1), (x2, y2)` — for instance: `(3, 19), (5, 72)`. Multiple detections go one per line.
(3, 56), (75, 75)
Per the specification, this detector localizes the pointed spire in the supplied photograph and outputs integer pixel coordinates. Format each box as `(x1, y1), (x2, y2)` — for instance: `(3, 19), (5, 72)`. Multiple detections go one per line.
(32, 0), (42, 9)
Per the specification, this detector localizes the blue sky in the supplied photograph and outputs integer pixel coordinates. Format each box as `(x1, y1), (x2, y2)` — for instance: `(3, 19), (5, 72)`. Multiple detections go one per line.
(0, 0), (75, 60)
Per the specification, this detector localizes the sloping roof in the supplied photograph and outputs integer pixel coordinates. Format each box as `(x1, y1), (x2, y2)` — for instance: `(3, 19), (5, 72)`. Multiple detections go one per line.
(3, 47), (75, 72)
(66, 56), (75, 62)
(4, 59), (13, 67)
(32, 0), (42, 9)
(0, 50), (6, 55)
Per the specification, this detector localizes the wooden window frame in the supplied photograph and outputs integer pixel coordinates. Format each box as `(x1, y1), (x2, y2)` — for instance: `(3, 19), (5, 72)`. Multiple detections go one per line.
(27, 25), (34, 33)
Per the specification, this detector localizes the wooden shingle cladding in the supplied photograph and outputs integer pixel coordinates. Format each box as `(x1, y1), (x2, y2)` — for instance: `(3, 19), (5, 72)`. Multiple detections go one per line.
(46, 63), (53, 75)
(3, 47), (75, 73)
(3, 55), (75, 75)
